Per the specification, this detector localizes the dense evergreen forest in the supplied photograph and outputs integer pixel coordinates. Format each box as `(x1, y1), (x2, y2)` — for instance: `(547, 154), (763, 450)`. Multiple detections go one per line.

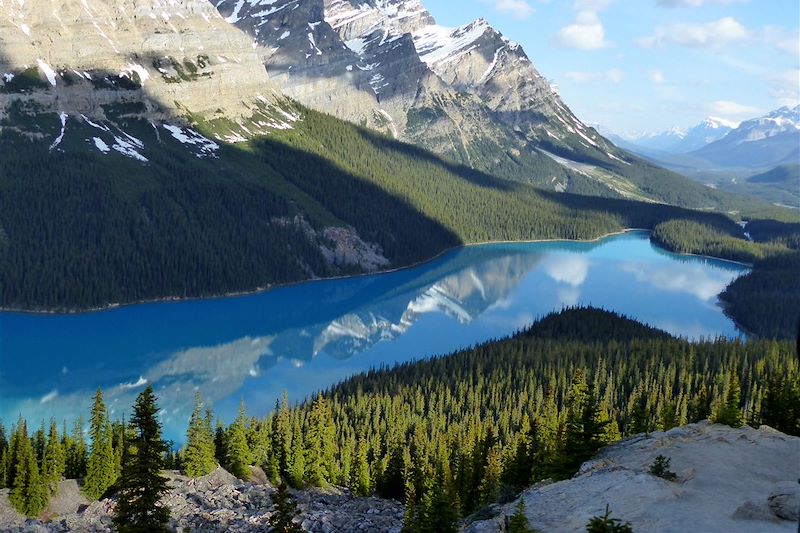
(0, 101), (786, 319)
(652, 218), (800, 339)
(2, 309), (797, 530)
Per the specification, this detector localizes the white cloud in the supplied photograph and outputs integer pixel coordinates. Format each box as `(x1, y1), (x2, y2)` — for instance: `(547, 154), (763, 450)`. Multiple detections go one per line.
(759, 27), (800, 57)
(574, 0), (614, 8)
(565, 68), (624, 84)
(649, 69), (665, 84)
(565, 69), (624, 84)
(639, 17), (748, 49)
(769, 69), (800, 107)
(478, 0), (535, 20)
(708, 100), (761, 119)
(557, 10), (609, 49)
(656, 0), (749, 7)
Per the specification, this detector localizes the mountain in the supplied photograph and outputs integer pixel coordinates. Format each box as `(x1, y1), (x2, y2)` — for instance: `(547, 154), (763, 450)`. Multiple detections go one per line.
(212, 0), (752, 206)
(0, 0), (770, 311)
(606, 117), (737, 155)
(747, 164), (800, 185)
(691, 105), (800, 169)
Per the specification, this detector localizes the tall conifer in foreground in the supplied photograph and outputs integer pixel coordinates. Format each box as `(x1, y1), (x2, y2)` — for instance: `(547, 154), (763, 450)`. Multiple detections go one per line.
(84, 389), (116, 500)
(225, 401), (253, 480)
(268, 481), (303, 533)
(9, 422), (48, 517)
(114, 386), (170, 533)
(713, 373), (744, 428)
(183, 393), (217, 478)
(42, 418), (66, 493)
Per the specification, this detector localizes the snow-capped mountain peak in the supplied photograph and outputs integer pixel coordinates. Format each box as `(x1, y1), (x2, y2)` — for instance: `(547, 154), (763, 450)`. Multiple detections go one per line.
(702, 116), (740, 130)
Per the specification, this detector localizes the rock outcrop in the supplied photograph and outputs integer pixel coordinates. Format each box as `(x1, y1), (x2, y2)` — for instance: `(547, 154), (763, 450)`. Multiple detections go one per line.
(0, 467), (404, 532)
(464, 422), (800, 533)
(213, 0), (639, 196)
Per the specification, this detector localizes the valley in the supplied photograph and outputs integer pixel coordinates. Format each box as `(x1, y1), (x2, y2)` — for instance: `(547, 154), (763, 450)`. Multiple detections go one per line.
(0, 0), (798, 531)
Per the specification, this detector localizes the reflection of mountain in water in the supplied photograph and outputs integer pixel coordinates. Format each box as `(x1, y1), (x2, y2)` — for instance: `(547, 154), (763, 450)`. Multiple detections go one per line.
(306, 253), (543, 360)
(1, 233), (750, 442)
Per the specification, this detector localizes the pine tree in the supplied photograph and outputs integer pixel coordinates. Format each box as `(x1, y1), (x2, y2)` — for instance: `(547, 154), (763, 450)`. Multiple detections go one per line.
(508, 501), (535, 533)
(225, 402), (253, 480)
(287, 427), (306, 487)
(214, 419), (226, 467)
(33, 422), (46, 471)
(183, 393), (217, 478)
(4, 419), (22, 492)
(9, 422), (48, 517)
(377, 441), (405, 500)
(65, 417), (87, 479)
(268, 481), (303, 533)
(649, 455), (677, 481)
(351, 437), (371, 496)
(42, 419), (65, 493)
(424, 458), (459, 533)
(113, 386), (170, 533)
(84, 389), (116, 500)
(586, 505), (633, 533)
(304, 394), (337, 487)
(713, 374), (744, 428)
(478, 447), (502, 506)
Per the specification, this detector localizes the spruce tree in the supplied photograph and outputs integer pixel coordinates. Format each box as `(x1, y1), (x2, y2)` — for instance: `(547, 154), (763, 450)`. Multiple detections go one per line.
(268, 481), (303, 533)
(65, 416), (87, 479)
(287, 429), (306, 487)
(113, 386), (170, 533)
(9, 422), (48, 517)
(713, 374), (744, 428)
(84, 389), (116, 500)
(351, 437), (371, 496)
(225, 402), (253, 480)
(586, 505), (633, 533)
(183, 393), (217, 478)
(508, 501), (535, 533)
(304, 394), (337, 487)
(42, 419), (65, 493)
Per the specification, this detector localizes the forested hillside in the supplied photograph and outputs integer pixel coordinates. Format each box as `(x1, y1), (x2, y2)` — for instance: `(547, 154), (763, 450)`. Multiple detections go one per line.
(2, 309), (797, 527)
(0, 103), (752, 312)
(652, 218), (800, 338)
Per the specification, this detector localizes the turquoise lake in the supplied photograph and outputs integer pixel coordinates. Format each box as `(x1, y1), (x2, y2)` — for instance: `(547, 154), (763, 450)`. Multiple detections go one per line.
(0, 231), (749, 442)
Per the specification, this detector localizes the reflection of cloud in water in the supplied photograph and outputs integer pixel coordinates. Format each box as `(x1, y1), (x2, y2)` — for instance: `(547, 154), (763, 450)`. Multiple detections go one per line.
(652, 319), (718, 340)
(7, 336), (273, 435)
(621, 262), (732, 302)
(557, 286), (582, 307)
(313, 254), (542, 359)
(543, 255), (589, 287)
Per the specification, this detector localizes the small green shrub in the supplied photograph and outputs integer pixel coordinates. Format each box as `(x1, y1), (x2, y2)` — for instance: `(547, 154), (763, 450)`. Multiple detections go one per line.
(649, 455), (677, 481)
(586, 505), (633, 533)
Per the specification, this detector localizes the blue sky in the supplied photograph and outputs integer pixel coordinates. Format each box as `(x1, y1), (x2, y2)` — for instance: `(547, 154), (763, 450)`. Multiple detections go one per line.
(422, 0), (800, 133)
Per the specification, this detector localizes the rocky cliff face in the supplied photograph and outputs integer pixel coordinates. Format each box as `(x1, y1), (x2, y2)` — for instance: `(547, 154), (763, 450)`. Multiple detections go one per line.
(0, 0), (298, 150)
(214, 0), (634, 196)
(465, 422), (800, 533)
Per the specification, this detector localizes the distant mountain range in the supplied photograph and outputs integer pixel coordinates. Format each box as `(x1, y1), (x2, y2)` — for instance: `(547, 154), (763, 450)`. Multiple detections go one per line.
(603, 106), (800, 208)
(607, 117), (738, 155)
(0, 0), (773, 310)
(607, 106), (800, 171)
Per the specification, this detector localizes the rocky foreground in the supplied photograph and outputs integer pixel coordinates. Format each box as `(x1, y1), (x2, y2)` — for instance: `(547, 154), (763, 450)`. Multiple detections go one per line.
(466, 422), (800, 532)
(0, 467), (403, 533)
(2, 422), (798, 532)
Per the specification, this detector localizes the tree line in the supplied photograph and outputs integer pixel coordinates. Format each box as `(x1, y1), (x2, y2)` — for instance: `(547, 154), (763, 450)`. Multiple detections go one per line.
(2, 308), (797, 531)
(652, 218), (800, 339)
(1, 101), (773, 317)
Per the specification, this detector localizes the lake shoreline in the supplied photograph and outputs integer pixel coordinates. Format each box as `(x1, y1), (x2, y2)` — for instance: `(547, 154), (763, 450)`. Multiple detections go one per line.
(0, 228), (751, 316)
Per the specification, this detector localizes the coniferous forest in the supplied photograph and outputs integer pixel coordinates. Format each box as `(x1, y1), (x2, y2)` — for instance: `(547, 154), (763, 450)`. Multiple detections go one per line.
(2, 309), (797, 530)
(1, 104), (796, 337)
